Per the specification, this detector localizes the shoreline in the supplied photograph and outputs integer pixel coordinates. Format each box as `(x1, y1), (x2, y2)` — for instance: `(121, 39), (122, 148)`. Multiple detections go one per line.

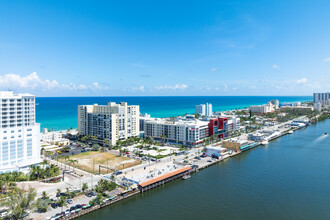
(66, 118), (316, 220)
(36, 96), (312, 131)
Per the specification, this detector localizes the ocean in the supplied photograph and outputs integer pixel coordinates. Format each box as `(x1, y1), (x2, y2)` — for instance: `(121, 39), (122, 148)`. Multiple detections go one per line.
(36, 96), (312, 131)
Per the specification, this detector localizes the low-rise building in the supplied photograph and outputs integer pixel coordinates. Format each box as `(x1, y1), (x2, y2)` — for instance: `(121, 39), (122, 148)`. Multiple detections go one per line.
(249, 101), (276, 114)
(280, 106), (314, 111)
(248, 133), (266, 141)
(140, 117), (209, 145)
(204, 146), (229, 157)
(40, 129), (69, 145)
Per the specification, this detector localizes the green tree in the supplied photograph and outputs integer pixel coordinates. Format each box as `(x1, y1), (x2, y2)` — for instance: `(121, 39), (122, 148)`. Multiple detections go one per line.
(82, 182), (88, 192)
(34, 198), (49, 213)
(57, 196), (66, 211)
(2, 187), (37, 219)
(41, 191), (48, 200)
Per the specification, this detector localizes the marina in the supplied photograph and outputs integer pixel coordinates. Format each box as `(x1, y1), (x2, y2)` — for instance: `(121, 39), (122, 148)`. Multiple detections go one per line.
(65, 117), (322, 220)
(79, 119), (330, 220)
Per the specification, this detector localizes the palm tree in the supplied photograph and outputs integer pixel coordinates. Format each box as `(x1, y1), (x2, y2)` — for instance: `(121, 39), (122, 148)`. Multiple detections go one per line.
(63, 156), (70, 171)
(160, 134), (166, 144)
(71, 159), (78, 171)
(57, 196), (66, 212)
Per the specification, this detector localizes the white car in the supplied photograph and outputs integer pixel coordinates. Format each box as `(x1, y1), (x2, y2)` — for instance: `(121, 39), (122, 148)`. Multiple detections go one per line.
(1, 212), (9, 218)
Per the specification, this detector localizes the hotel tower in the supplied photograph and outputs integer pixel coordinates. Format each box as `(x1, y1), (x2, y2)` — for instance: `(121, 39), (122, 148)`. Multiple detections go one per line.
(0, 91), (41, 173)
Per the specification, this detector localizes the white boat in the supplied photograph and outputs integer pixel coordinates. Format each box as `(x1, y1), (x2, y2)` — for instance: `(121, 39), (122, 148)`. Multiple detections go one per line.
(261, 140), (269, 145)
(288, 130), (294, 134)
(182, 175), (191, 180)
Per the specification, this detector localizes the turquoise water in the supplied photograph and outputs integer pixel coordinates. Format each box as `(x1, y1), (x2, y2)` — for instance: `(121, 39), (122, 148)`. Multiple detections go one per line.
(36, 96), (311, 131)
(79, 119), (330, 220)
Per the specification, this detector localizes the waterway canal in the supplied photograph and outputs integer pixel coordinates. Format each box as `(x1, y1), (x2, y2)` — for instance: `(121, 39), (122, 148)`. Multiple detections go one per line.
(80, 119), (330, 220)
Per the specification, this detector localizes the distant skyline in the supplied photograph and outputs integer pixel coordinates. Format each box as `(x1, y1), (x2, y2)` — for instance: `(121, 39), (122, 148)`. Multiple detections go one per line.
(0, 0), (330, 96)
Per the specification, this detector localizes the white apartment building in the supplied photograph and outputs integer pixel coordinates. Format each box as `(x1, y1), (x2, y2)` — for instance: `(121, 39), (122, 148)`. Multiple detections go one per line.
(0, 91), (41, 173)
(140, 117), (209, 145)
(40, 129), (69, 145)
(78, 102), (139, 146)
(270, 99), (280, 109)
(231, 116), (241, 131)
(313, 92), (330, 105)
(314, 101), (322, 112)
(249, 101), (275, 114)
(195, 104), (206, 115)
(195, 103), (213, 116)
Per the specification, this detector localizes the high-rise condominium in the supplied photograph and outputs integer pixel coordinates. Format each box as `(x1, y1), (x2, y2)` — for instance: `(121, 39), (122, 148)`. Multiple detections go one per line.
(78, 102), (139, 145)
(313, 92), (330, 105)
(196, 103), (213, 116)
(0, 91), (41, 172)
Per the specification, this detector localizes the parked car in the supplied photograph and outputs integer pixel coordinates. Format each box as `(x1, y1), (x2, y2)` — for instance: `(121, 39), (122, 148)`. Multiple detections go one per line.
(207, 160), (212, 163)
(51, 203), (57, 209)
(212, 155), (219, 159)
(194, 156), (201, 160)
(70, 206), (76, 211)
(191, 165), (199, 169)
(75, 204), (82, 209)
(67, 199), (73, 204)
(113, 171), (123, 176)
(85, 192), (92, 197)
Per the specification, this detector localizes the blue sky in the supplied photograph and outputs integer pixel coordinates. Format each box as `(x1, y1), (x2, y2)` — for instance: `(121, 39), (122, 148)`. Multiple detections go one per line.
(0, 0), (329, 96)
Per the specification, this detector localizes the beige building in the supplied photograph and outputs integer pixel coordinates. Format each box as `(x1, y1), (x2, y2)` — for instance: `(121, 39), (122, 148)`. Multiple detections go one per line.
(249, 101), (276, 114)
(78, 102), (139, 145)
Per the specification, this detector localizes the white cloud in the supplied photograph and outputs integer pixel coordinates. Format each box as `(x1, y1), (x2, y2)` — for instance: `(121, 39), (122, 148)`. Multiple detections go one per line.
(296, 78), (308, 84)
(155, 84), (188, 90)
(323, 57), (330, 62)
(272, 64), (279, 69)
(0, 72), (108, 92)
(210, 68), (218, 71)
(0, 72), (59, 90)
(138, 85), (145, 91)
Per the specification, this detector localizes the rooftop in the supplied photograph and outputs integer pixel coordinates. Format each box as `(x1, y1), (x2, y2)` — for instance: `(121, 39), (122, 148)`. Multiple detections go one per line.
(0, 91), (34, 98)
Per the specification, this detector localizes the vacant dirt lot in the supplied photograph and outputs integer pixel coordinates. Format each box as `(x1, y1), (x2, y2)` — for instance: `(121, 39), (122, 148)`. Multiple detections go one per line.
(61, 151), (141, 174)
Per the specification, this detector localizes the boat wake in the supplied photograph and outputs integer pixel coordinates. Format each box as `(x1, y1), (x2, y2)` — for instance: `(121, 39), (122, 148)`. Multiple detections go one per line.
(314, 135), (328, 143)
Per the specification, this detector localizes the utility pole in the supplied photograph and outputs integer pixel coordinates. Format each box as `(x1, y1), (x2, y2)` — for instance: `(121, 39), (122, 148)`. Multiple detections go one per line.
(91, 174), (93, 190)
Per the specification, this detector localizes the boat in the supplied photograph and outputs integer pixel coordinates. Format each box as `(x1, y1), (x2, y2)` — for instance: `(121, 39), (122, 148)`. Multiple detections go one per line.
(288, 130), (294, 134)
(261, 140), (269, 145)
(182, 175), (191, 180)
(324, 132), (328, 136)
